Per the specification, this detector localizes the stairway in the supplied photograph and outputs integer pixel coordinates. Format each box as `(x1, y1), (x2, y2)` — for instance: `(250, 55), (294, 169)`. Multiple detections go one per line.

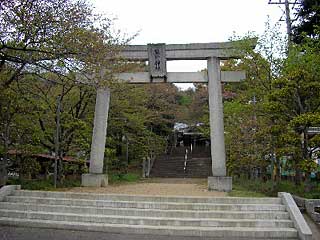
(0, 190), (299, 239)
(150, 146), (186, 178)
(150, 146), (212, 178)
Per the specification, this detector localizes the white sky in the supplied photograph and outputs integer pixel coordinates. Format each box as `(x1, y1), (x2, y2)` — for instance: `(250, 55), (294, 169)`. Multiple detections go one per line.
(91, 0), (287, 89)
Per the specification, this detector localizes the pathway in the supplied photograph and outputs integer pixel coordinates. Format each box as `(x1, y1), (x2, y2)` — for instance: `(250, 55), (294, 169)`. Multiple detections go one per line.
(67, 178), (226, 197)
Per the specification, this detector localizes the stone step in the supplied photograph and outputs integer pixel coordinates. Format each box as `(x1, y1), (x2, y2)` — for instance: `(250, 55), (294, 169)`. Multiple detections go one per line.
(151, 175), (210, 178)
(151, 168), (208, 171)
(4, 196), (286, 211)
(151, 172), (210, 175)
(185, 166), (210, 169)
(186, 161), (211, 165)
(152, 163), (185, 166)
(153, 165), (209, 169)
(184, 172), (211, 175)
(150, 172), (208, 176)
(154, 158), (184, 161)
(150, 173), (187, 176)
(151, 166), (185, 169)
(152, 166), (207, 169)
(184, 168), (211, 171)
(150, 172), (208, 175)
(162, 157), (185, 160)
(150, 172), (211, 176)
(0, 202), (290, 219)
(11, 190), (282, 204)
(151, 174), (211, 178)
(185, 164), (210, 167)
(0, 217), (298, 239)
(0, 209), (294, 228)
(152, 165), (185, 168)
(185, 165), (210, 168)
(151, 152), (212, 177)
(150, 167), (185, 170)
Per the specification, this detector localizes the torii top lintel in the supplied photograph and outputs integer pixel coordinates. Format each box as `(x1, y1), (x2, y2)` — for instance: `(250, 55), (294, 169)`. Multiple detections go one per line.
(118, 40), (255, 61)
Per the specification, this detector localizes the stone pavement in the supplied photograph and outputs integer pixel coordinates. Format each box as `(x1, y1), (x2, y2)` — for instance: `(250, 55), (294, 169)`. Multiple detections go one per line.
(0, 226), (225, 240)
(303, 213), (320, 240)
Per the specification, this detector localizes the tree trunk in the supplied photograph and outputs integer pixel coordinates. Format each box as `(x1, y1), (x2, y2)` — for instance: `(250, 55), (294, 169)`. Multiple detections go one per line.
(295, 166), (302, 185)
(58, 156), (64, 184)
(302, 130), (311, 181)
(0, 114), (10, 186)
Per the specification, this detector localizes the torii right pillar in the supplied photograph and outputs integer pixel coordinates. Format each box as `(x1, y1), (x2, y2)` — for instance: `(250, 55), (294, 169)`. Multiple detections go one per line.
(207, 57), (232, 192)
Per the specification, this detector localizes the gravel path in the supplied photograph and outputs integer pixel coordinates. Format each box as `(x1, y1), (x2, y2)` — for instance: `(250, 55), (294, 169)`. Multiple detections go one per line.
(67, 178), (227, 197)
(303, 213), (320, 240)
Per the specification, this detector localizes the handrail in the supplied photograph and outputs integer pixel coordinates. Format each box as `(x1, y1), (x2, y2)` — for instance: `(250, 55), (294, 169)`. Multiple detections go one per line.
(184, 148), (188, 173)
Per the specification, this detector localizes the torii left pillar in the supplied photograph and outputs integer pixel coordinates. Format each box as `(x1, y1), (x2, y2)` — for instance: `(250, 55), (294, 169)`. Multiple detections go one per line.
(82, 88), (110, 187)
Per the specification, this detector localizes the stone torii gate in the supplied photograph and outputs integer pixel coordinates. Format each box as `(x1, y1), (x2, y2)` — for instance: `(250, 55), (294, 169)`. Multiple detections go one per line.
(82, 41), (251, 192)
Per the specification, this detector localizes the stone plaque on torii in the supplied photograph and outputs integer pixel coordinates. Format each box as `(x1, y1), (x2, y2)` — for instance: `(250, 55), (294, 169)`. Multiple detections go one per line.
(82, 41), (255, 191)
(148, 43), (167, 82)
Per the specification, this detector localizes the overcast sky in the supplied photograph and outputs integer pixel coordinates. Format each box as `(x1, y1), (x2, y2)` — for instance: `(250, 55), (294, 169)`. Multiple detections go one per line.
(91, 0), (287, 89)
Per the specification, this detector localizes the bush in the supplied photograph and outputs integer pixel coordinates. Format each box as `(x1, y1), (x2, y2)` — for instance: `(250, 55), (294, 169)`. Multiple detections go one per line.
(232, 177), (320, 198)
(109, 172), (140, 184)
(7, 177), (81, 190)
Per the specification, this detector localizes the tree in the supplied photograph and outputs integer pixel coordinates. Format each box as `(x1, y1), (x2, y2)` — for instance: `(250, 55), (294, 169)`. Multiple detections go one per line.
(107, 82), (180, 175)
(0, 0), (129, 185)
(214, 22), (287, 181)
(292, 0), (320, 43)
(268, 38), (320, 183)
(0, 0), (125, 88)
(0, 74), (43, 185)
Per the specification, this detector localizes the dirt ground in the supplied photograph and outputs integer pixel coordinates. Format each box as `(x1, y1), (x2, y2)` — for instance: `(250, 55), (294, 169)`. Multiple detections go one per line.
(68, 178), (227, 197)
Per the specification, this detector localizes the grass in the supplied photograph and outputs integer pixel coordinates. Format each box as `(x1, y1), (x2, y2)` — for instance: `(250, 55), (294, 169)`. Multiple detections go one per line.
(228, 190), (268, 197)
(6, 172), (141, 191)
(228, 184), (268, 197)
(228, 177), (320, 199)
(108, 172), (141, 184)
(7, 177), (81, 191)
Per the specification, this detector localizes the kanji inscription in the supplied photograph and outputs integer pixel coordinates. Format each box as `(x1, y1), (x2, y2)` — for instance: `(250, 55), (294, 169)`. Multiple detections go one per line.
(147, 43), (167, 82)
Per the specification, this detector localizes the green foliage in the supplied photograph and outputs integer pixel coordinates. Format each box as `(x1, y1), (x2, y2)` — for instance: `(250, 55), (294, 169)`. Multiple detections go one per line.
(299, 159), (319, 173)
(232, 178), (277, 197)
(7, 177), (81, 190)
(293, 0), (320, 42)
(223, 20), (320, 185)
(106, 83), (178, 173)
(109, 173), (140, 184)
(228, 185), (268, 198)
(19, 158), (41, 179)
(231, 178), (320, 199)
(0, 0), (131, 185)
(177, 95), (192, 106)
(1, 71), (180, 183)
(63, 162), (87, 175)
(1, 1), (319, 191)
(0, 0), (128, 88)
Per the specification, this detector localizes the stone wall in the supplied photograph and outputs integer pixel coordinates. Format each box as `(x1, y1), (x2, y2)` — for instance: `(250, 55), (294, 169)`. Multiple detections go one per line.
(293, 195), (320, 223)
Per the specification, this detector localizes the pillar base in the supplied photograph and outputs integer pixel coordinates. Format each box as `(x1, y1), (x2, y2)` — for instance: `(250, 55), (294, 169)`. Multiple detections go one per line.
(81, 174), (108, 187)
(208, 176), (232, 192)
